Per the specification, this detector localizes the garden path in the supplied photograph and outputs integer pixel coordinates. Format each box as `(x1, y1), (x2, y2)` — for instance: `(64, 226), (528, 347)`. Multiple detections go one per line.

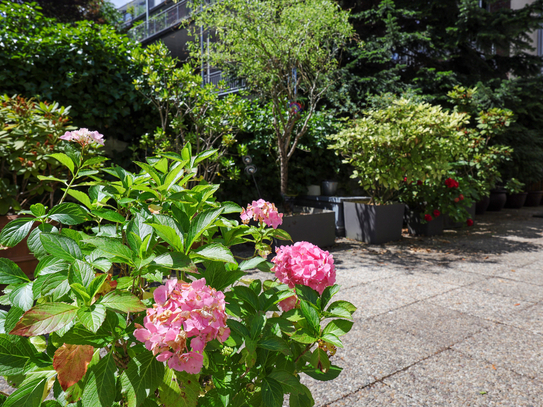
(255, 206), (543, 406)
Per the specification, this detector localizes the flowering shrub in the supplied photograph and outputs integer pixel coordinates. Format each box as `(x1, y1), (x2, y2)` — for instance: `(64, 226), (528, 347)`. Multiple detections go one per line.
(60, 128), (105, 147)
(0, 134), (355, 406)
(240, 199), (284, 229)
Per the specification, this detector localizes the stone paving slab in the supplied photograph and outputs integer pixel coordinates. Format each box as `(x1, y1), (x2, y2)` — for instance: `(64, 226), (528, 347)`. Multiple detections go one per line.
(452, 324), (543, 379)
(327, 382), (424, 407)
(466, 276), (543, 302)
(383, 349), (543, 406)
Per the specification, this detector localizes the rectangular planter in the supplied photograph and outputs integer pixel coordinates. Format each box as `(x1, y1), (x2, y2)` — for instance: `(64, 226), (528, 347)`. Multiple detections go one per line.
(279, 210), (336, 248)
(343, 201), (405, 244)
(404, 210), (444, 237)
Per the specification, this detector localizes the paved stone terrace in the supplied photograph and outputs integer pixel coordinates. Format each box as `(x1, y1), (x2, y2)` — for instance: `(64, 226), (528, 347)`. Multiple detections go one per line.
(276, 206), (543, 406)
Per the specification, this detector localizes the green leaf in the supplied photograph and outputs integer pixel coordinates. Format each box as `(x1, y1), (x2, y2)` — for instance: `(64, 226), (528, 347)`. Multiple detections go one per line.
(239, 257), (267, 271)
(295, 285), (319, 307)
(34, 256), (70, 277)
(326, 301), (356, 317)
(4, 307), (24, 334)
(120, 351), (164, 407)
(0, 334), (36, 376)
(302, 365), (342, 381)
(311, 348), (331, 372)
(34, 271), (70, 301)
(191, 243), (235, 264)
(83, 237), (133, 264)
(158, 368), (200, 407)
(262, 377), (284, 407)
(322, 319), (353, 337)
(268, 370), (301, 393)
(92, 209), (126, 223)
(321, 333), (343, 348)
(66, 189), (92, 209)
(320, 285), (340, 310)
(40, 233), (83, 261)
(9, 282), (34, 311)
(220, 201), (242, 214)
(258, 336), (291, 355)
(149, 223), (183, 252)
(48, 203), (88, 225)
(69, 260), (95, 288)
(55, 325), (113, 347)
(27, 223), (56, 260)
(267, 228), (292, 241)
(99, 291), (146, 313)
(232, 286), (259, 311)
(88, 274), (108, 298)
(152, 252), (192, 271)
(290, 329), (318, 344)
(29, 204), (46, 217)
(0, 258), (30, 285)
(289, 383), (314, 407)
(10, 303), (79, 336)
(186, 208), (223, 249)
(300, 300), (321, 336)
(81, 351), (117, 407)
(0, 217), (34, 247)
(3, 372), (52, 407)
(71, 283), (91, 305)
(77, 304), (106, 333)
(50, 153), (75, 174)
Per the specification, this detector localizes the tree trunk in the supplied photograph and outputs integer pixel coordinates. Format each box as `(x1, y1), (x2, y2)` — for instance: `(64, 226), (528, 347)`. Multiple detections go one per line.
(279, 149), (288, 196)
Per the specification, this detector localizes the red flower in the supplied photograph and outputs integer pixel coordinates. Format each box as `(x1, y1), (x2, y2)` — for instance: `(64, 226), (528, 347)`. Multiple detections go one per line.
(404, 177), (408, 182)
(433, 209), (441, 217)
(417, 180), (423, 186)
(459, 194), (464, 201)
(466, 219), (474, 227)
(424, 214), (433, 222)
(454, 197), (460, 203)
(445, 178), (459, 188)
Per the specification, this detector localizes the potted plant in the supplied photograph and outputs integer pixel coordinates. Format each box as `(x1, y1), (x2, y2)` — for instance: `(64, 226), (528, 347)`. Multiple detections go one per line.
(328, 96), (469, 244)
(0, 134), (356, 406)
(504, 178), (527, 208)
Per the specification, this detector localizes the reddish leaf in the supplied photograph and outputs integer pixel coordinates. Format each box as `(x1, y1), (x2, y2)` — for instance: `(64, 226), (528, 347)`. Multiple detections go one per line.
(53, 344), (94, 391)
(10, 303), (79, 336)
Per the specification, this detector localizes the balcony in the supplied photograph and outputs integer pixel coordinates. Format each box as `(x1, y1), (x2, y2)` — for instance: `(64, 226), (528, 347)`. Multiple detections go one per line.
(126, 0), (190, 43)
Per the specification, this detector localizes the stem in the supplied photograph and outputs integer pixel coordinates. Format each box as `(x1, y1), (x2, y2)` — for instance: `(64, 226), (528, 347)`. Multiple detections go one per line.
(294, 343), (313, 363)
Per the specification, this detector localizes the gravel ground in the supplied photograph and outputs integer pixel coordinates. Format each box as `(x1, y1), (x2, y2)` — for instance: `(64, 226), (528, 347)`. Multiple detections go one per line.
(2, 206), (543, 406)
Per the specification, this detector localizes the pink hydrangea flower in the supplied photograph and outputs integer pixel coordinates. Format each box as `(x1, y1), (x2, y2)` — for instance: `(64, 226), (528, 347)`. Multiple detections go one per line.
(278, 294), (298, 312)
(60, 128), (105, 146)
(134, 278), (230, 374)
(240, 199), (283, 229)
(271, 241), (336, 295)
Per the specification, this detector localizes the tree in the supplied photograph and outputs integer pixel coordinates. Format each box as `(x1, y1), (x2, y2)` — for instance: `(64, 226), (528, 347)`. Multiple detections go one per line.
(0, 2), (156, 150)
(191, 0), (353, 196)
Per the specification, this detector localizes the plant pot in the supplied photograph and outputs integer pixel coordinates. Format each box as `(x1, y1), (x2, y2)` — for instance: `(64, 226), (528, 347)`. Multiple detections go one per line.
(279, 210), (336, 248)
(487, 189), (507, 212)
(321, 181), (338, 196)
(306, 185), (321, 196)
(0, 215), (38, 280)
(505, 192), (528, 209)
(443, 203), (476, 229)
(343, 201), (404, 244)
(404, 210), (444, 237)
(475, 196), (490, 215)
(524, 191), (543, 207)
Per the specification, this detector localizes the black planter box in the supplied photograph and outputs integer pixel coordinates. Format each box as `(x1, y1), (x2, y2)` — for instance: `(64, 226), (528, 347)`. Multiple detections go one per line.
(343, 201), (404, 244)
(487, 189), (507, 211)
(405, 210), (444, 237)
(279, 211), (336, 248)
(505, 192), (528, 209)
(525, 191), (543, 207)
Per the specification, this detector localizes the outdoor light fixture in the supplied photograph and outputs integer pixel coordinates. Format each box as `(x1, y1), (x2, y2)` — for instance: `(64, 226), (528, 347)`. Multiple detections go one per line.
(242, 155), (252, 165)
(245, 164), (257, 175)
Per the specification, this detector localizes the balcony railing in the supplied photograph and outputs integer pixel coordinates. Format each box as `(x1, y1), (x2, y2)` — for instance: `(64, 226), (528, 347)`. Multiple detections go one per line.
(203, 71), (246, 95)
(127, 0), (190, 43)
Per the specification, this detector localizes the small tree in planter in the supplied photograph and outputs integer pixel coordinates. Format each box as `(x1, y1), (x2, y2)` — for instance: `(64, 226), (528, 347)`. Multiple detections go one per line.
(0, 131), (356, 406)
(190, 0), (354, 198)
(328, 97), (469, 243)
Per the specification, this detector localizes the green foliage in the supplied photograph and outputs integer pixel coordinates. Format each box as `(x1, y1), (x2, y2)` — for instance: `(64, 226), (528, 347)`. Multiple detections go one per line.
(0, 95), (74, 214)
(328, 96), (469, 204)
(505, 178), (525, 194)
(132, 42), (249, 183)
(0, 135), (356, 406)
(191, 0), (354, 194)
(0, 2), (156, 145)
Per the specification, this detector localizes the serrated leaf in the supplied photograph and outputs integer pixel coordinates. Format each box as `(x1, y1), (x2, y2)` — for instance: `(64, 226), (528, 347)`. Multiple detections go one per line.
(186, 208), (223, 249)
(53, 343), (94, 391)
(48, 203), (88, 225)
(191, 243), (235, 264)
(239, 257), (267, 271)
(77, 304), (106, 333)
(4, 307), (24, 334)
(120, 351), (164, 407)
(0, 334), (36, 376)
(300, 300), (320, 336)
(66, 189), (92, 209)
(302, 365), (342, 381)
(322, 319), (353, 337)
(40, 233), (83, 261)
(3, 372), (51, 407)
(262, 377), (284, 407)
(34, 256), (70, 277)
(158, 368), (200, 407)
(99, 291), (146, 313)
(320, 285), (340, 310)
(10, 303), (79, 336)
(326, 301), (356, 316)
(27, 223), (56, 260)
(30, 204), (46, 217)
(258, 336), (291, 354)
(0, 258), (30, 285)
(83, 237), (133, 264)
(50, 153), (75, 174)
(321, 333), (343, 348)
(149, 223), (183, 252)
(81, 351), (117, 407)
(0, 217), (34, 247)
(152, 252), (192, 270)
(92, 209), (126, 223)
(9, 282), (34, 311)
(290, 329), (318, 344)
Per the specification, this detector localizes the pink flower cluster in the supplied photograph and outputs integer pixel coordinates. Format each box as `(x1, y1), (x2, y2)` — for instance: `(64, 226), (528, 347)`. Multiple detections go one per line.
(60, 128), (105, 146)
(271, 241), (336, 295)
(134, 278), (230, 374)
(240, 199), (283, 229)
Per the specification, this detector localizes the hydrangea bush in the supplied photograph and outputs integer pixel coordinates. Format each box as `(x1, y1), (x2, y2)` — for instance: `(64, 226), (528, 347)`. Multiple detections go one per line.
(0, 130), (355, 407)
